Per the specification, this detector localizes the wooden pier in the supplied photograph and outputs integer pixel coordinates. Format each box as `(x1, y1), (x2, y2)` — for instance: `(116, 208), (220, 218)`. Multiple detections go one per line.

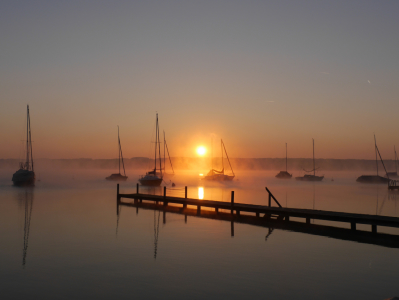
(388, 180), (399, 191)
(117, 184), (399, 238)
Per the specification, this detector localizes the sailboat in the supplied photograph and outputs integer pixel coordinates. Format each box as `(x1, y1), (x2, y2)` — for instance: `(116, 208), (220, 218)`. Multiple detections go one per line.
(106, 126), (128, 181)
(386, 146), (398, 178)
(12, 105), (35, 186)
(203, 139), (235, 181)
(276, 143), (292, 179)
(296, 139), (324, 181)
(356, 135), (390, 184)
(139, 114), (163, 186)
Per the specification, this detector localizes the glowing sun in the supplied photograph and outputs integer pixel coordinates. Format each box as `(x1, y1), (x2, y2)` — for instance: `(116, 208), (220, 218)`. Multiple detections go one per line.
(196, 146), (207, 156)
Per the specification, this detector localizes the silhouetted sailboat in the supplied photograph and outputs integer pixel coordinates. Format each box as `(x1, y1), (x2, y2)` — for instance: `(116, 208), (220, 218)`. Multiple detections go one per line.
(357, 135), (390, 184)
(204, 139), (235, 181)
(296, 139), (324, 181)
(106, 126), (128, 181)
(276, 143), (292, 179)
(12, 105), (35, 186)
(386, 146), (398, 178)
(139, 114), (163, 186)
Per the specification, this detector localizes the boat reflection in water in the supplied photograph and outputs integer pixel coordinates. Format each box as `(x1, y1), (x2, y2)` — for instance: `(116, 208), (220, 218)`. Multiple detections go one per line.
(17, 188), (34, 267)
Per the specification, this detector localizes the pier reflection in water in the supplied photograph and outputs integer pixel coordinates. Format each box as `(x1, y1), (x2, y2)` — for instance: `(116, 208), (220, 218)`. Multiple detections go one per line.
(117, 197), (399, 250)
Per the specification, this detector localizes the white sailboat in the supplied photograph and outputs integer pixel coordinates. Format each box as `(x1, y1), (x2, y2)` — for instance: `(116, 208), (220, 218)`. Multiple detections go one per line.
(139, 114), (163, 186)
(12, 105), (35, 186)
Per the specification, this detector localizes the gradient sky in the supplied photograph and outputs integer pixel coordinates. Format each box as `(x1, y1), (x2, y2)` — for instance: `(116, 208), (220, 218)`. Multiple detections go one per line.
(1, 0), (399, 160)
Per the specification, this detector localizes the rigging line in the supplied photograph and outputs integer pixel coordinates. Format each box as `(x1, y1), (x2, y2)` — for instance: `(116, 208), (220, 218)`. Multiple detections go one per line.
(222, 140), (235, 176)
(375, 143), (389, 179)
(118, 127), (126, 176)
(165, 141), (174, 174)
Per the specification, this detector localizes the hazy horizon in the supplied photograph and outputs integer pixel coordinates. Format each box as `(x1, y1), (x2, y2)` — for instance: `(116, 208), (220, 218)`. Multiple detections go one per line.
(1, 1), (399, 160)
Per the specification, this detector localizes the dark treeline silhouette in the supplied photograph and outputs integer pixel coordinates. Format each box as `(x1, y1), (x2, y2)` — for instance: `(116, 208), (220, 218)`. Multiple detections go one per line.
(1, 157), (398, 171)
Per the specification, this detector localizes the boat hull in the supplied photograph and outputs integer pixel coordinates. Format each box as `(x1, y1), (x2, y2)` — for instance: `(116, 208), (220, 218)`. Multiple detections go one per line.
(296, 175), (324, 181)
(203, 174), (235, 181)
(106, 173), (128, 181)
(356, 175), (390, 184)
(12, 169), (35, 186)
(276, 171), (292, 179)
(139, 174), (163, 186)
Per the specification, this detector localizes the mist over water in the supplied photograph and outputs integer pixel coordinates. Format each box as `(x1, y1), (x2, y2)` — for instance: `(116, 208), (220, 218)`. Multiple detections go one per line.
(1, 168), (399, 299)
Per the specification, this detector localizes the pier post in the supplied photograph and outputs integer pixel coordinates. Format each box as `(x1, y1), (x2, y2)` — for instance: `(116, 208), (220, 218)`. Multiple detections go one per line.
(136, 183), (139, 194)
(285, 216), (290, 221)
(256, 212), (259, 218)
(231, 220), (234, 237)
(231, 191), (234, 215)
(351, 222), (356, 231)
(197, 205), (201, 215)
(306, 218), (310, 224)
(164, 186), (166, 197)
(163, 211), (166, 224)
(185, 186), (187, 199)
(215, 207), (219, 213)
(117, 184), (120, 199)
(372, 224), (377, 233)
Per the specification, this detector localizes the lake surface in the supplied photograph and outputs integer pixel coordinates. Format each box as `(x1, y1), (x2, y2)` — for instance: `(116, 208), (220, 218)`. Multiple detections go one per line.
(1, 169), (398, 299)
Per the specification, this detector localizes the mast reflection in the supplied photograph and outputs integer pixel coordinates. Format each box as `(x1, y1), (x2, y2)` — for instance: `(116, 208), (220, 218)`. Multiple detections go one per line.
(17, 188), (34, 268)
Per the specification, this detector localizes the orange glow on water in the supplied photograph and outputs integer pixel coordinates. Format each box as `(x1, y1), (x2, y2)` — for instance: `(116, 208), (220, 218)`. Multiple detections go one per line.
(198, 187), (204, 199)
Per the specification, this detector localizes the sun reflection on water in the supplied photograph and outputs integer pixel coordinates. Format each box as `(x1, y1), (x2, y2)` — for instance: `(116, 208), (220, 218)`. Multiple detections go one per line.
(198, 187), (204, 199)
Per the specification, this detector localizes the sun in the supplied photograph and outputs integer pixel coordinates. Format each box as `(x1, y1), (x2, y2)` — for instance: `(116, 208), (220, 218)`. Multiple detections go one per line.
(196, 146), (207, 156)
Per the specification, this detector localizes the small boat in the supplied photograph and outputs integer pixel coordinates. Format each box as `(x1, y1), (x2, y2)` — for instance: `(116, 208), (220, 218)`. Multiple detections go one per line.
(203, 139), (235, 181)
(276, 143), (292, 179)
(296, 139), (324, 182)
(12, 105), (35, 186)
(386, 146), (398, 178)
(357, 135), (390, 184)
(139, 114), (163, 186)
(106, 126), (128, 181)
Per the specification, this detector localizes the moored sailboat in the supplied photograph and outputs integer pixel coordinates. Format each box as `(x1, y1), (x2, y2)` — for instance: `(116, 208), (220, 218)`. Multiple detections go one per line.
(106, 126), (128, 181)
(203, 139), (235, 181)
(276, 143), (292, 179)
(357, 135), (390, 184)
(139, 114), (163, 186)
(12, 105), (35, 186)
(296, 139), (324, 182)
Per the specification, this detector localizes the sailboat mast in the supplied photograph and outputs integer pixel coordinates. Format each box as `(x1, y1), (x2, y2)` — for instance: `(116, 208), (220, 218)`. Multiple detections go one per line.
(286, 143), (288, 172)
(26, 105), (30, 170)
(163, 131), (166, 173)
(395, 145), (398, 174)
(375, 135), (378, 175)
(221, 139), (224, 173)
(313, 139), (315, 176)
(154, 114), (158, 172)
(157, 116), (162, 176)
(118, 126), (121, 174)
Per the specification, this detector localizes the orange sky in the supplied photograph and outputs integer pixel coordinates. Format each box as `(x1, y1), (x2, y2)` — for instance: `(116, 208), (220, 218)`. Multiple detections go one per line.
(1, 1), (399, 160)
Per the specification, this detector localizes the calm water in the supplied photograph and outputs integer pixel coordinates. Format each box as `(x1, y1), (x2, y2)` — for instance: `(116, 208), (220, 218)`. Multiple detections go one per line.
(1, 169), (398, 299)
